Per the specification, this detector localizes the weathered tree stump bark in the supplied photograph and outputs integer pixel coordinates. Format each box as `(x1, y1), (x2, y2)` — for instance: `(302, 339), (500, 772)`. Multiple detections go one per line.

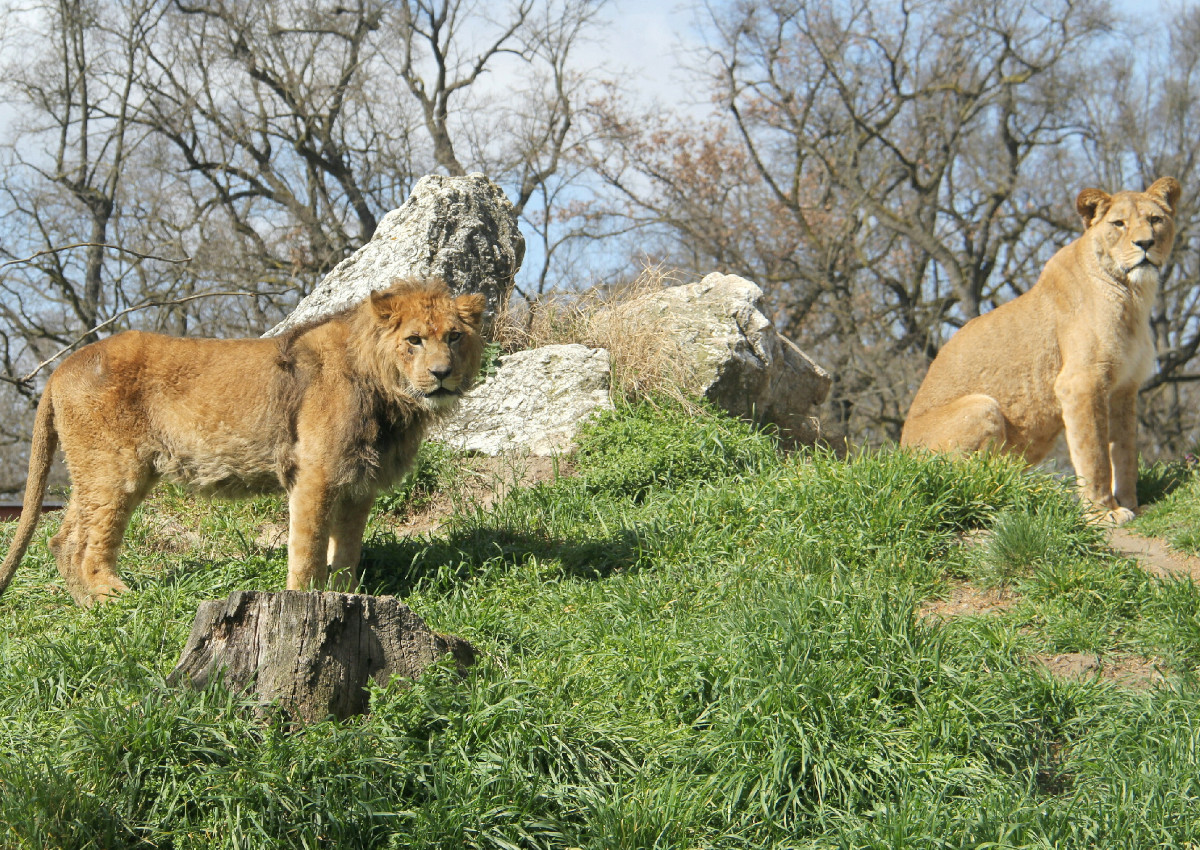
(168, 591), (476, 722)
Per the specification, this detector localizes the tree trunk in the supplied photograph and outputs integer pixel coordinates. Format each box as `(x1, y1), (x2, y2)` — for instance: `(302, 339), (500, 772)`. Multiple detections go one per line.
(168, 590), (476, 722)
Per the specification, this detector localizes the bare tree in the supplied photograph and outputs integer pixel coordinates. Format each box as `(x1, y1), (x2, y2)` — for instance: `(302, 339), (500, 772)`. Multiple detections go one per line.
(0, 0), (169, 487)
(585, 0), (1113, 445)
(135, 0), (403, 296)
(384, 0), (608, 300)
(0, 0), (165, 363)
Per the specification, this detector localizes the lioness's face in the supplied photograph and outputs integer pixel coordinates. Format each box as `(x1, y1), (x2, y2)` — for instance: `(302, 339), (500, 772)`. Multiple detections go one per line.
(371, 286), (486, 409)
(1077, 176), (1180, 284)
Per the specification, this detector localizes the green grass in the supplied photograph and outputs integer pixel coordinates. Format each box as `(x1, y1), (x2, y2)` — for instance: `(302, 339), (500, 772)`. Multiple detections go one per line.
(1131, 462), (1200, 556)
(3, 401), (1200, 847)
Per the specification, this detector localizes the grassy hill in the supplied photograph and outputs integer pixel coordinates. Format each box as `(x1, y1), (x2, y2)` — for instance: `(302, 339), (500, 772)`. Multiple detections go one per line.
(2, 400), (1200, 848)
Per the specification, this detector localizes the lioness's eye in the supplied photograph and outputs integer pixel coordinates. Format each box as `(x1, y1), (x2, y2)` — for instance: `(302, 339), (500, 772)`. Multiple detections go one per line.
(1149, 215), (1163, 225)
(1111, 219), (1125, 228)
(407, 335), (422, 346)
(447, 331), (462, 343)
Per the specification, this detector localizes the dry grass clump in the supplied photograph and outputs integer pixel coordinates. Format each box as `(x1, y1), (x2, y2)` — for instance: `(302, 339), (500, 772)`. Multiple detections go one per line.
(493, 265), (704, 408)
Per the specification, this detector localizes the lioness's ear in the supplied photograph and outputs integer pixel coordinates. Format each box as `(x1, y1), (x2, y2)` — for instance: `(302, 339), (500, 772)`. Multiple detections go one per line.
(455, 293), (486, 331)
(1076, 188), (1111, 228)
(370, 290), (401, 323)
(1146, 176), (1181, 215)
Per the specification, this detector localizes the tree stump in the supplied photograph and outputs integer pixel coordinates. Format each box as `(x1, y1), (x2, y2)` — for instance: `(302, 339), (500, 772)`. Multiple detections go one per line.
(168, 591), (476, 722)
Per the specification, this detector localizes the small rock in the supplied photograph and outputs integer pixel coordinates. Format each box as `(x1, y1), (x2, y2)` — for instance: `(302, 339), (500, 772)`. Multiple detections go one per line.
(601, 272), (831, 444)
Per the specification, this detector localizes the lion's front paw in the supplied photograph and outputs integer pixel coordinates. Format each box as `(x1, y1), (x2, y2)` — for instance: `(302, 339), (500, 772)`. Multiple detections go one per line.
(78, 578), (130, 607)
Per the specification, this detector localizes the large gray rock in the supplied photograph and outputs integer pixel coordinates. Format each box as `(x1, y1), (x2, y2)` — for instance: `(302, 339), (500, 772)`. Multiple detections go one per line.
(605, 273), (831, 444)
(434, 344), (613, 456)
(266, 172), (524, 336)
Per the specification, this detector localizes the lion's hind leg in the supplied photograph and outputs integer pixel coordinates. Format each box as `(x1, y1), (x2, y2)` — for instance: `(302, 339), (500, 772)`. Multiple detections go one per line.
(49, 499), (88, 603)
(901, 393), (1008, 455)
(53, 476), (153, 607)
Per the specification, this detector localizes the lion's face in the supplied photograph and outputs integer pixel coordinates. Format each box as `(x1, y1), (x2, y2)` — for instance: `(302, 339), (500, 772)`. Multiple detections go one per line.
(1077, 176), (1181, 285)
(369, 283), (486, 410)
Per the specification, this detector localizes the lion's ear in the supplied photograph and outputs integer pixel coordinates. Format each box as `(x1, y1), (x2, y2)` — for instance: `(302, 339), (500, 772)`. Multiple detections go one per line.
(1076, 188), (1111, 228)
(454, 293), (486, 331)
(370, 290), (402, 324)
(1146, 176), (1181, 215)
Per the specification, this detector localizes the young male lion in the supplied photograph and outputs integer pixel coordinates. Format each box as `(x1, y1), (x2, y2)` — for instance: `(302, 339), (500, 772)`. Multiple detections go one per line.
(901, 177), (1180, 525)
(0, 279), (485, 606)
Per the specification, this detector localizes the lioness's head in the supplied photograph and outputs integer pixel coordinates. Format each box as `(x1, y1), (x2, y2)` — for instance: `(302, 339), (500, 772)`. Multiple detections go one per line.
(367, 279), (486, 410)
(1076, 176), (1180, 286)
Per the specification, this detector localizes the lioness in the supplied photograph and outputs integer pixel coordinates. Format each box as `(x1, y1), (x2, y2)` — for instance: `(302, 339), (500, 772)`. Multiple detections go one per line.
(0, 279), (485, 606)
(901, 177), (1180, 525)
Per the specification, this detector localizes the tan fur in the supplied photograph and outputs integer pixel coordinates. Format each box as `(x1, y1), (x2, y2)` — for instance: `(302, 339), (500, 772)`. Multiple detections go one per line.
(0, 279), (485, 606)
(901, 177), (1181, 525)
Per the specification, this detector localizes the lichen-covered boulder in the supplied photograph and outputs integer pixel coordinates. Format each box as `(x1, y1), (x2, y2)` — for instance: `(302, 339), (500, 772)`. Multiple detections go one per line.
(266, 172), (524, 337)
(434, 344), (613, 456)
(604, 273), (831, 444)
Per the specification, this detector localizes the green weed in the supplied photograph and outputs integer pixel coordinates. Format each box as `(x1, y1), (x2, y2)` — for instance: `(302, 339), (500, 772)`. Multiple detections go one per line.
(374, 442), (466, 515)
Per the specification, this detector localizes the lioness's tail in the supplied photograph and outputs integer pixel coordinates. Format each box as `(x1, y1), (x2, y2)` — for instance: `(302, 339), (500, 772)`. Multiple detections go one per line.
(0, 386), (58, 598)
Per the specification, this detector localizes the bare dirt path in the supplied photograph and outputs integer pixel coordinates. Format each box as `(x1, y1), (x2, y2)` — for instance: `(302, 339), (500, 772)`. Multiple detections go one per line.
(920, 525), (1196, 689)
(1107, 526), (1200, 581)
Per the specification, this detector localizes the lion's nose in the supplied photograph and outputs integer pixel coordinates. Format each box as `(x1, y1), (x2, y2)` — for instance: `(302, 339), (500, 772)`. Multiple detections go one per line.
(429, 364), (452, 381)
(1135, 237), (1155, 251)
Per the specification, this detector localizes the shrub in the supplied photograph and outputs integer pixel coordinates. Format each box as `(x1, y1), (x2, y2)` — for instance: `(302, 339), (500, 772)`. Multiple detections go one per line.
(494, 265), (701, 406)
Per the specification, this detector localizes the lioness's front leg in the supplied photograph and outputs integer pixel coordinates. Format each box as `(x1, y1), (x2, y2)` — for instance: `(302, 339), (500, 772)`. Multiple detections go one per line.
(1108, 385), (1140, 513)
(1055, 370), (1129, 524)
(286, 469), (334, 590)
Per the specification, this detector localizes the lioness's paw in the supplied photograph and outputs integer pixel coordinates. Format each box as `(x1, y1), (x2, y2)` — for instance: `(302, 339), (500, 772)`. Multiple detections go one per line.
(1088, 506), (1136, 527)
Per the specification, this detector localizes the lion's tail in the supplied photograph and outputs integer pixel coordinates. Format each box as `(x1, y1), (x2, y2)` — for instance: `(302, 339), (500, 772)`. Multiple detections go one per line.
(0, 385), (59, 598)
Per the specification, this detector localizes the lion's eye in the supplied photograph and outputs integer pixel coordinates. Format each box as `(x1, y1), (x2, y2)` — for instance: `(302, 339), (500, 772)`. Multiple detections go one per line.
(1111, 220), (1125, 228)
(407, 335), (423, 346)
(447, 331), (462, 343)
(1149, 215), (1163, 226)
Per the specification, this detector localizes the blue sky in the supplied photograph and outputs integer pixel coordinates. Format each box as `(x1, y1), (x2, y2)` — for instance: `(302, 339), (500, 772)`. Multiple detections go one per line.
(590, 0), (705, 107)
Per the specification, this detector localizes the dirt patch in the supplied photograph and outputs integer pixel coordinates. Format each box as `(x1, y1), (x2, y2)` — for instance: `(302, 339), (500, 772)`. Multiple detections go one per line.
(1107, 526), (1200, 581)
(919, 580), (1018, 620)
(141, 515), (203, 554)
(1033, 652), (1164, 689)
(920, 528), (1179, 688)
(255, 521), (288, 551)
